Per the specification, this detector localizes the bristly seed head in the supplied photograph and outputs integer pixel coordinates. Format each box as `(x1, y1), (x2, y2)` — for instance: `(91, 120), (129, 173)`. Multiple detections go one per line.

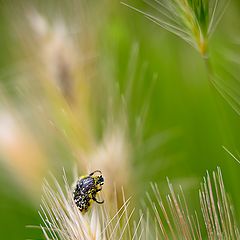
(122, 0), (230, 57)
(38, 168), (239, 240)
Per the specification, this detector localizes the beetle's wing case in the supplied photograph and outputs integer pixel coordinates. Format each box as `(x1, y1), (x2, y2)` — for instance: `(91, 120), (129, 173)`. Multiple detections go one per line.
(72, 174), (86, 192)
(80, 177), (94, 191)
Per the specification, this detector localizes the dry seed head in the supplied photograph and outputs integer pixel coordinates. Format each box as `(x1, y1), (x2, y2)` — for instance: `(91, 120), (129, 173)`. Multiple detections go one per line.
(38, 168), (239, 240)
(145, 168), (239, 239)
(14, 8), (96, 107)
(78, 125), (132, 205)
(39, 171), (144, 240)
(13, 9), (97, 151)
(147, 181), (202, 239)
(199, 167), (240, 239)
(8, 7), (133, 204)
(27, 11), (78, 102)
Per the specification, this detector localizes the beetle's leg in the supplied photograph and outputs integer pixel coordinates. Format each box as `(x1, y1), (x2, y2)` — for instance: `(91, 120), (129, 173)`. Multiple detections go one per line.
(89, 170), (102, 176)
(93, 196), (104, 204)
(96, 186), (102, 192)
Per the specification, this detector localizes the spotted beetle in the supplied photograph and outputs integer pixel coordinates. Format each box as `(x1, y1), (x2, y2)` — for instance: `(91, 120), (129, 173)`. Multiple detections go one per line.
(73, 170), (104, 212)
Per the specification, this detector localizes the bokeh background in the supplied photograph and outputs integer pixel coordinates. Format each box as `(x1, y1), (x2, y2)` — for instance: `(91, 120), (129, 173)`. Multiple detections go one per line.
(1, 0), (240, 239)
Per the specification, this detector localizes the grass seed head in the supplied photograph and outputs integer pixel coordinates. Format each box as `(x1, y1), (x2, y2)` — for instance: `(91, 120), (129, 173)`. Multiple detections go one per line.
(123, 0), (229, 57)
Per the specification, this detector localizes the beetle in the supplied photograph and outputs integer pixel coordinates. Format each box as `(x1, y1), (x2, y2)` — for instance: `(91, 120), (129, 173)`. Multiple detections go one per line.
(73, 170), (104, 212)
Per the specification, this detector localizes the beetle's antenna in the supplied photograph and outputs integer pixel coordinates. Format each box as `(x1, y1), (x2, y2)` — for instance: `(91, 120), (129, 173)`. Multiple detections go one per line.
(89, 170), (102, 176)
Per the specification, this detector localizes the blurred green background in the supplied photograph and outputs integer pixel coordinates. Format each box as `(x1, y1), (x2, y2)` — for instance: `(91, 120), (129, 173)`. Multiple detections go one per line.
(1, 0), (240, 239)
